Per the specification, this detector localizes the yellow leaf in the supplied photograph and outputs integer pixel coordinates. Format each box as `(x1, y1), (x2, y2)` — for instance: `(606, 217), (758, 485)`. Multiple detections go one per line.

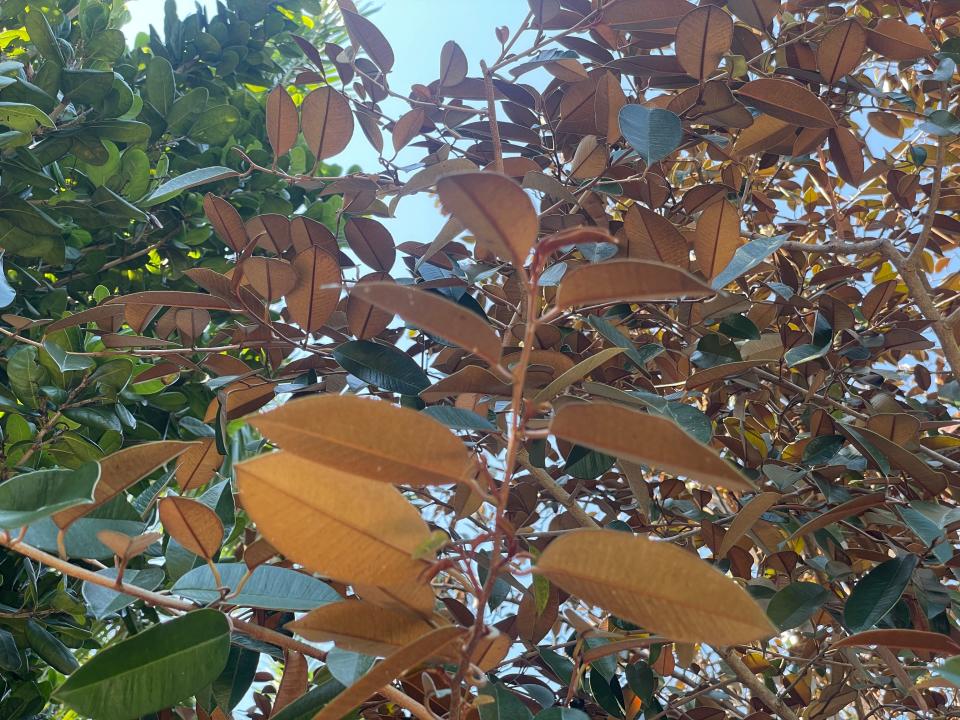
(534, 529), (775, 645)
(247, 395), (476, 485)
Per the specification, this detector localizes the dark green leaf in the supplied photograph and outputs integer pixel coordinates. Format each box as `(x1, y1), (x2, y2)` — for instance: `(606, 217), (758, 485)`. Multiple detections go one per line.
(334, 340), (430, 395)
(53, 609), (231, 720)
(0, 463), (99, 529)
(421, 405), (496, 431)
(844, 555), (918, 632)
(143, 166), (239, 206)
(213, 646), (258, 712)
(767, 582), (830, 630)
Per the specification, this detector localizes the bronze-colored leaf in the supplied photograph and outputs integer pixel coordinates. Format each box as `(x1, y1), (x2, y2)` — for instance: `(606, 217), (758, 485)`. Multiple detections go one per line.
(436, 172), (538, 272)
(622, 205), (688, 266)
(392, 108), (426, 152)
(551, 402), (752, 490)
(344, 217), (396, 271)
(818, 19), (866, 84)
(347, 272), (395, 339)
(158, 496), (224, 560)
(535, 529), (775, 644)
(313, 627), (464, 720)
(236, 450), (435, 593)
(350, 282), (502, 368)
(737, 78), (836, 128)
(54, 441), (195, 529)
(287, 247), (341, 332)
(241, 257), (298, 301)
(290, 216), (339, 256)
(266, 86), (299, 158)
(787, 492), (886, 540)
(287, 600), (447, 657)
(554, 259), (714, 310)
(247, 394), (476, 485)
(96, 530), (162, 561)
(692, 199), (740, 282)
(717, 492), (779, 558)
(832, 630), (960, 656)
(301, 86), (354, 160)
(203, 194), (246, 253)
(866, 19), (934, 60)
(339, 2), (394, 72)
(676, 5), (733, 80)
(175, 438), (223, 492)
(274, 651), (308, 714)
(726, 0), (779, 30)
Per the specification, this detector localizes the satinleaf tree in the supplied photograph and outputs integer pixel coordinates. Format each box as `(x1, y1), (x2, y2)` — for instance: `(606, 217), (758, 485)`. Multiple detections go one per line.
(0, 1), (959, 719)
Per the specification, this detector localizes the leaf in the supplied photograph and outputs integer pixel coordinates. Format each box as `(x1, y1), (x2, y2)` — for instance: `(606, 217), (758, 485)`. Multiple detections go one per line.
(327, 648), (376, 686)
(188, 104), (242, 144)
(393, 108), (426, 152)
(145, 56), (175, 115)
(436, 172), (538, 272)
(833, 630), (960, 656)
(334, 340), (431, 395)
(0, 102), (54, 132)
(693, 200), (741, 282)
(176, 437), (223, 492)
(172, 563), (340, 611)
(42, 339), (95, 372)
(480, 683), (535, 720)
(339, 4), (395, 71)
(717, 492), (779, 558)
(533, 348), (625, 403)
(534, 529), (774, 645)
(866, 19), (934, 60)
(0, 464), (99, 529)
(727, 0), (779, 29)
(287, 600), (446, 657)
(351, 282), (502, 368)
(622, 205), (687, 267)
(439, 40), (468, 87)
(767, 582), (831, 631)
(203, 194), (246, 253)
(618, 104), (682, 166)
(158, 496), (223, 560)
(818, 20), (867, 84)
(248, 395), (476, 485)
(242, 257), (298, 301)
(676, 6), (733, 80)
(711, 235), (786, 289)
(272, 675), (347, 720)
(266, 85), (299, 158)
(844, 555), (918, 632)
(143, 167), (240, 206)
(274, 651), (309, 714)
(554, 259), (715, 309)
(551, 402), (751, 490)
(301, 87), (354, 160)
(236, 450), (434, 602)
(313, 626), (464, 720)
(288, 247), (341, 332)
(82, 568), (165, 620)
(344, 217), (396, 271)
(737, 78), (836, 128)
(788, 492), (887, 540)
(53, 609), (230, 720)
(213, 646), (259, 712)
(422, 406), (497, 432)
(53, 441), (195, 529)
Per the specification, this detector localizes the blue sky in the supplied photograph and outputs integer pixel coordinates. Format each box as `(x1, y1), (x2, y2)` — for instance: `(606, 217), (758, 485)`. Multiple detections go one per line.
(125, 1), (531, 250)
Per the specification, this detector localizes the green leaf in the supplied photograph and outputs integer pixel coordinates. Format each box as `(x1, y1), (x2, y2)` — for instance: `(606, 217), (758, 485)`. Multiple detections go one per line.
(145, 57), (175, 116)
(61, 69), (115, 105)
(767, 582), (830, 630)
(802, 434), (845, 466)
(711, 235), (787, 289)
(619, 104), (682, 166)
(0, 628), (21, 672)
(142, 166), (240, 206)
(26, 517), (146, 560)
(24, 9), (65, 66)
(213, 646), (258, 712)
(25, 620), (78, 674)
(42, 339), (95, 372)
(334, 340), (430, 395)
(271, 672), (346, 720)
(327, 647), (375, 686)
(82, 568), (165, 620)
(0, 102), (54, 132)
(934, 655), (960, 685)
(188, 104), (242, 144)
(843, 555), (918, 632)
(479, 683), (534, 720)
(421, 405), (496, 431)
(585, 315), (663, 370)
(0, 463), (99, 529)
(171, 563), (340, 611)
(53, 609), (231, 720)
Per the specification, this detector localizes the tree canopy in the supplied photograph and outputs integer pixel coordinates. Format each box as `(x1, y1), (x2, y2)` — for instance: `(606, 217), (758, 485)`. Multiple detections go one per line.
(0, 0), (960, 719)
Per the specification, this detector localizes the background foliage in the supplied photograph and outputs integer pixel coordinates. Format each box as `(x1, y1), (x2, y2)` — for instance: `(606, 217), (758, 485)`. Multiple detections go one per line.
(0, 0), (959, 720)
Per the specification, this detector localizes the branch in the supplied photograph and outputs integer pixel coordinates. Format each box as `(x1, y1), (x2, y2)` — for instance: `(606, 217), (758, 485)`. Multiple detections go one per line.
(718, 647), (800, 720)
(518, 450), (599, 528)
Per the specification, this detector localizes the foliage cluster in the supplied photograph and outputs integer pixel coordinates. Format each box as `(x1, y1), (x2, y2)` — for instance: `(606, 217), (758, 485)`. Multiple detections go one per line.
(0, 1), (959, 720)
